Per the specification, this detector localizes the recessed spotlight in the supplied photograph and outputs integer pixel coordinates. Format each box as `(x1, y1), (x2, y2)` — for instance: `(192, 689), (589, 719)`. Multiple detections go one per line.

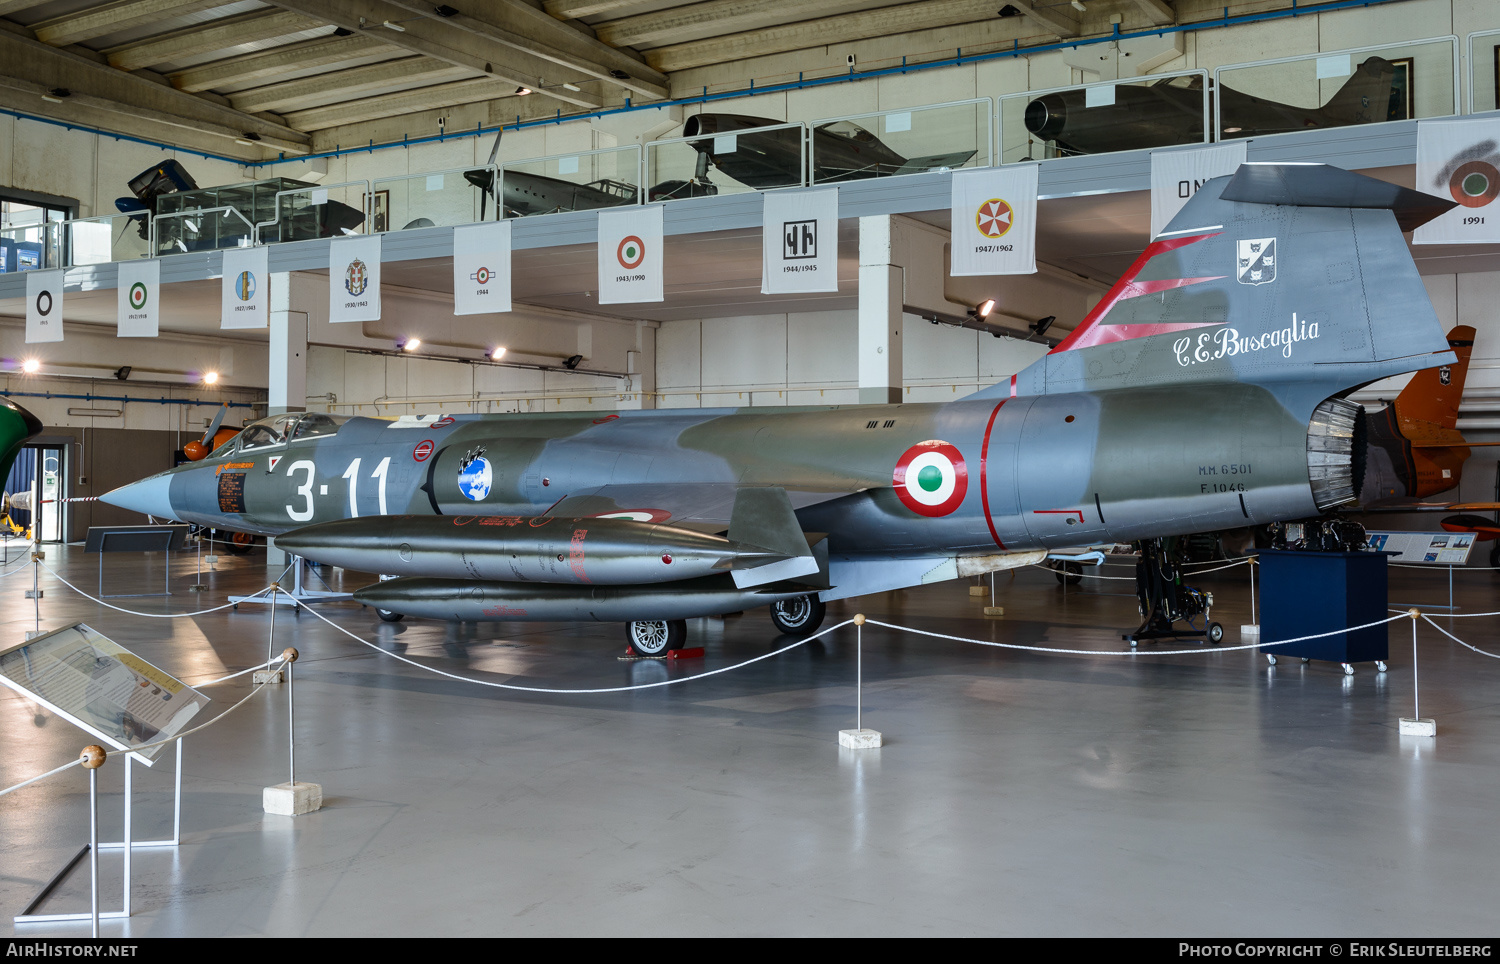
(490, 346), (507, 360)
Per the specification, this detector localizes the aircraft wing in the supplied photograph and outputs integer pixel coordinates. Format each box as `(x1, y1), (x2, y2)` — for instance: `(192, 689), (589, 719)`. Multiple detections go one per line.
(1359, 501), (1500, 512)
(894, 150), (977, 175)
(544, 483), (864, 530)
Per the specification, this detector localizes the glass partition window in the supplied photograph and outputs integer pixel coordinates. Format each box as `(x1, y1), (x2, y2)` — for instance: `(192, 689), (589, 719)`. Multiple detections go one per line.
(811, 101), (990, 183)
(1215, 39), (1457, 142)
(498, 146), (642, 219)
(1468, 31), (1500, 113)
(373, 169), (490, 230)
(1001, 73), (1208, 163)
(646, 124), (801, 202)
(1, 198), (67, 271)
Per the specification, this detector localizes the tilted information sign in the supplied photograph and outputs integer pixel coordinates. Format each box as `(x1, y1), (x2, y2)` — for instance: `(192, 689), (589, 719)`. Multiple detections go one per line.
(0, 623), (209, 764)
(1365, 531), (1475, 565)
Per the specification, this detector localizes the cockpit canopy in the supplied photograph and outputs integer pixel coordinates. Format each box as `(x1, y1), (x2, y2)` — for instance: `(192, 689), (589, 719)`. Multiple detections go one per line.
(210, 412), (350, 457)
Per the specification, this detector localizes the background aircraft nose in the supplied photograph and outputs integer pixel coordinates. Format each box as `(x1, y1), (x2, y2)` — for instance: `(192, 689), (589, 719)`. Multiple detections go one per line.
(100, 473), (179, 520)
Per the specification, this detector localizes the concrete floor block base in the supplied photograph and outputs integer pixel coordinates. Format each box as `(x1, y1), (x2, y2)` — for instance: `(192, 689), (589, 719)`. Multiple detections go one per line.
(983, 606), (1005, 617)
(254, 668), (284, 684)
(1400, 718), (1437, 737)
(968, 585), (987, 596)
(839, 728), (882, 749)
(264, 781), (322, 815)
(1241, 624), (1260, 639)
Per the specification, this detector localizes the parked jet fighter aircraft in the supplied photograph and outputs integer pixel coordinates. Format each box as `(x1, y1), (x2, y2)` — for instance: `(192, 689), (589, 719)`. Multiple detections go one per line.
(1025, 57), (1400, 157)
(680, 113), (977, 187)
(101, 163), (1457, 654)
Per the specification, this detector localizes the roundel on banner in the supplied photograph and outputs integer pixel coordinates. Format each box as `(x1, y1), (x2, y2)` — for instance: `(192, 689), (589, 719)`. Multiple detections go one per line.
(128, 282), (148, 311)
(976, 198), (1014, 239)
(1450, 161), (1500, 208)
(617, 235), (645, 270)
(893, 441), (968, 517)
(470, 267), (493, 285)
(35, 291), (52, 316)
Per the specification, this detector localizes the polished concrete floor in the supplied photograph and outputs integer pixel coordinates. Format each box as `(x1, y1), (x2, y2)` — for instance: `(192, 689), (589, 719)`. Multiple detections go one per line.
(1, 545), (1498, 937)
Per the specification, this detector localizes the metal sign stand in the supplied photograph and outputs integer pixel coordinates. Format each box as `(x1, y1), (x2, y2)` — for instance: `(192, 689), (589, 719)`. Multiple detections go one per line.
(14, 740), (184, 927)
(229, 555), (351, 609)
(85, 525), (190, 599)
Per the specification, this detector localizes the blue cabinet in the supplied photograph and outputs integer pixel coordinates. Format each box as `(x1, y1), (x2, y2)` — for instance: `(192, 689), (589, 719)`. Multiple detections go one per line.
(1259, 549), (1389, 664)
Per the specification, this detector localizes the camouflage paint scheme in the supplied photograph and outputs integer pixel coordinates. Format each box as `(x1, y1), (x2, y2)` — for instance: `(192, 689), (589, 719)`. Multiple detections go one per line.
(102, 164), (1457, 623)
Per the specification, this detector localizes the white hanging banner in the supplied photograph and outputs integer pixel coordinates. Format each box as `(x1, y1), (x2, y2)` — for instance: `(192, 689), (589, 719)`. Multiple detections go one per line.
(116, 259), (159, 338)
(598, 205), (663, 304)
(761, 187), (840, 294)
(329, 234), (382, 323)
(1414, 118), (1500, 244)
(453, 221), (512, 315)
(25, 269), (63, 344)
(221, 246), (269, 330)
(1150, 141), (1248, 238)
(949, 164), (1039, 276)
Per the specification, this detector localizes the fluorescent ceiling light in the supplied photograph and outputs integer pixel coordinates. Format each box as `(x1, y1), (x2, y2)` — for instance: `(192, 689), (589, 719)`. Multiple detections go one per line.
(382, 19), (405, 30)
(561, 83), (581, 91)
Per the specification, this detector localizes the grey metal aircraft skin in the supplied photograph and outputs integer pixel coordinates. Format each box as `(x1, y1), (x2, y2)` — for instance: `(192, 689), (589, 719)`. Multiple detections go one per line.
(1025, 57), (1399, 157)
(101, 164), (1456, 628)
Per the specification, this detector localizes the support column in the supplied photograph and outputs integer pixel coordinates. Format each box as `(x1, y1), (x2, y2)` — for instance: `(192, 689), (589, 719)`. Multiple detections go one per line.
(267, 272), (307, 417)
(267, 272), (306, 567)
(858, 216), (903, 405)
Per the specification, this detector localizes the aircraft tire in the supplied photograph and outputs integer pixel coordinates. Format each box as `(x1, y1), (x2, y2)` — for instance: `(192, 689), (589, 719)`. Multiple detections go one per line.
(1054, 562), (1083, 585)
(215, 531), (255, 555)
(627, 619), (686, 656)
(769, 594), (826, 636)
(376, 608), (404, 623)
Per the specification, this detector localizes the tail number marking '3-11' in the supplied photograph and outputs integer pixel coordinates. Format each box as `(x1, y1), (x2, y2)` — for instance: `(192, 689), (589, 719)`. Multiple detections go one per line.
(286, 457), (391, 522)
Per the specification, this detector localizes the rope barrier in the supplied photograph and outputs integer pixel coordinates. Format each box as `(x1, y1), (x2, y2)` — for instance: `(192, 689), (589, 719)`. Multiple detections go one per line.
(0, 656), (287, 800)
(864, 612), (1412, 657)
(1421, 614), (1500, 660)
(284, 588), (847, 695)
(36, 561), (293, 619)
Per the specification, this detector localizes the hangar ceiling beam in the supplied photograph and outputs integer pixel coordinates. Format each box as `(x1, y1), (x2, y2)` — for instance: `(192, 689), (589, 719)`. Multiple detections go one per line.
(283, 75), (523, 129)
(646, 0), (1029, 73)
(264, 0), (604, 109)
(1131, 0), (1175, 26)
(169, 33), (396, 92)
(103, 10), (328, 72)
(543, 0), (659, 18)
(0, 28), (311, 154)
(593, 0), (893, 50)
(1006, 0), (1078, 38)
(383, 0), (669, 100)
(0, 0), (50, 16)
(31, 0), (228, 47)
(230, 56), (473, 112)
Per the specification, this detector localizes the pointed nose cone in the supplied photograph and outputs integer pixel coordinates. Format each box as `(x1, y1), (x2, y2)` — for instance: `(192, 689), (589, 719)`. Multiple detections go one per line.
(100, 472), (179, 521)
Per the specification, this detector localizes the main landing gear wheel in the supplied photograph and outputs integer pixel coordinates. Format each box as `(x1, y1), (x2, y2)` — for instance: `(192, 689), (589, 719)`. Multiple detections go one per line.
(217, 530), (255, 555)
(377, 608), (404, 623)
(627, 619), (686, 656)
(769, 594), (826, 636)
(1054, 562), (1083, 586)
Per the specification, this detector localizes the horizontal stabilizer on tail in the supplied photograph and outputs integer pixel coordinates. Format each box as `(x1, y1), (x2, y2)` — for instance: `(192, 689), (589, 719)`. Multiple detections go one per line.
(1220, 163), (1455, 231)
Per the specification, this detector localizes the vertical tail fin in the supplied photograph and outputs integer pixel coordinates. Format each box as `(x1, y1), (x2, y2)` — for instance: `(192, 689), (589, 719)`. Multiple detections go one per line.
(983, 164), (1458, 419)
(1322, 56), (1398, 124)
(1393, 325), (1474, 430)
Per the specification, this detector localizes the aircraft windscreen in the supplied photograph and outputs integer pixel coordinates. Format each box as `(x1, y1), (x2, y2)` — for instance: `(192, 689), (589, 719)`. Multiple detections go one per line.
(816, 121), (877, 143)
(208, 435), (240, 458)
(290, 413), (348, 441)
(238, 414), (300, 451)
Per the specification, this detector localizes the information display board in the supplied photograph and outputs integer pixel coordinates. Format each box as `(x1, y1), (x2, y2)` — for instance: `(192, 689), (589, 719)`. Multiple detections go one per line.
(1365, 531), (1475, 566)
(0, 623), (209, 764)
